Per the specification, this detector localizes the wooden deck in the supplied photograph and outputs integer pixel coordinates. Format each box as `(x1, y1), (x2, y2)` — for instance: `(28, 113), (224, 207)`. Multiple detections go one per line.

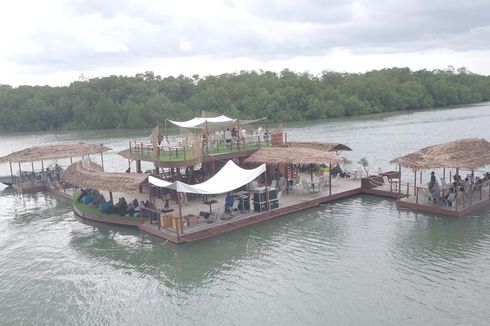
(137, 178), (363, 243)
(397, 186), (490, 217)
(13, 174), (490, 244)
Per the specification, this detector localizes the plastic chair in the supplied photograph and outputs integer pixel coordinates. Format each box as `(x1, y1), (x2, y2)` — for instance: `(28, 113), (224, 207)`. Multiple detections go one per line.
(230, 200), (240, 217)
(301, 180), (312, 193)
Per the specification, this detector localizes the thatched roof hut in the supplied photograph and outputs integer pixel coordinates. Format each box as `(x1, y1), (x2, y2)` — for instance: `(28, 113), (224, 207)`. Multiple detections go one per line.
(286, 141), (352, 152)
(244, 147), (348, 165)
(0, 142), (111, 164)
(390, 138), (490, 170)
(63, 161), (149, 193)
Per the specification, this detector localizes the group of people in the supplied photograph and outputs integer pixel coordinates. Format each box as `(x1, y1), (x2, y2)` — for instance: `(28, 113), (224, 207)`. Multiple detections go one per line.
(427, 171), (490, 207)
(78, 188), (157, 217)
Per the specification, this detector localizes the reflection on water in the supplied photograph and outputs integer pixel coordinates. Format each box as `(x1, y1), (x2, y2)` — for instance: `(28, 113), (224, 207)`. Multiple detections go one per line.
(1, 104), (490, 324)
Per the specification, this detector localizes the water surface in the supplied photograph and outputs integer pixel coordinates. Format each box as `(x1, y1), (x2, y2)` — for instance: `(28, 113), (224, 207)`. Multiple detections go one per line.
(1, 104), (490, 325)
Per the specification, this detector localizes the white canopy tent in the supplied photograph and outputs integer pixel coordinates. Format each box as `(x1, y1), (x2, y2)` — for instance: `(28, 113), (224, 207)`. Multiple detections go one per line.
(148, 160), (266, 195)
(167, 115), (236, 129)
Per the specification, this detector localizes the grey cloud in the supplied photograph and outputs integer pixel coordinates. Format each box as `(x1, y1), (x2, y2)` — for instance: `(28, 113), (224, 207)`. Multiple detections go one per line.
(10, 0), (490, 71)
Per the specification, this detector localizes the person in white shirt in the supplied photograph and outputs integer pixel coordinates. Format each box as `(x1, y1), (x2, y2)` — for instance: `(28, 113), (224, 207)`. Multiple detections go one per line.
(224, 128), (232, 147)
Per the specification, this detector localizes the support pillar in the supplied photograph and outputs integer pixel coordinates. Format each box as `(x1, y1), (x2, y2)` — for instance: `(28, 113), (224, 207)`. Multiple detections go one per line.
(413, 170), (417, 197)
(329, 161), (332, 196)
(9, 162), (13, 186)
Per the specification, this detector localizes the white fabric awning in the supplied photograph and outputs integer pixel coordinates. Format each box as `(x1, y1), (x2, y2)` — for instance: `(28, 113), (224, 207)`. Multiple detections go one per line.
(149, 160), (266, 195)
(148, 176), (173, 188)
(167, 115), (236, 129)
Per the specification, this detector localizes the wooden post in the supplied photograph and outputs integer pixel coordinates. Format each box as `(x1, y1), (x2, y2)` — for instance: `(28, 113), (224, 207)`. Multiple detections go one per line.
(136, 160), (142, 173)
(443, 168), (446, 180)
(455, 190), (459, 211)
(285, 164), (289, 194)
(9, 162), (13, 184)
(398, 164), (401, 200)
(18, 162), (23, 191)
(41, 160), (44, 171)
(177, 192), (182, 240)
(100, 152), (104, 170)
(109, 191), (113, 203)
(406, 182), (409, 197)
(449, 170), (452, 182)
(419, 170), (422, 184)
(329, 161), (332, 196)
(31, 161), (34, 172)
(264, 166), (269, 211)
(413, 170), (417, 196)
(265, 117), (269, 146)
(70, 157), (73, 164)
(416, 185), (419, 204)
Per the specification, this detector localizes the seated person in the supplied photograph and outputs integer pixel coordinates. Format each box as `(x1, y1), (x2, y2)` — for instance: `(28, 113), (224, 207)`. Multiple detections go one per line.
(138, 200), (147, 217)
(78, 188), (88, 202)
(444, 182), (457, 207)
(89, 193), (106, 207)
(127, 203), (135, 217)
(145, 200), (156, 210)
(98, 201), (114, 213)
(225, 193), (234, 215)
(114, 197), (128, 216)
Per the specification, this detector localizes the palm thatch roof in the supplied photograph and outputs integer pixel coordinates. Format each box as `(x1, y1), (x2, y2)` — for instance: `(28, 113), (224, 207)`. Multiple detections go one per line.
(0, 142), (111, 164)
(287, 141), (352, 152)
(390, 138), (490, 170)
(118, 148), (131, 159)
(244, 147), (348, 165)
(63, 161), (149, 193)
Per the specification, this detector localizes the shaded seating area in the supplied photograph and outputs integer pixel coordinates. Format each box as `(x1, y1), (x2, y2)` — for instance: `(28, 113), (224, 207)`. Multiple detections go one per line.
(244, 146), (349, 196)
(391, 138), (490, 216)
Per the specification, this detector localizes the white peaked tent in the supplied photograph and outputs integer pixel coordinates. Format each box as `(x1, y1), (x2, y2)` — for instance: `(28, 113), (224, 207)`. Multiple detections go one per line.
(149, 160), (266, 195)
(167, 115), (236, 129)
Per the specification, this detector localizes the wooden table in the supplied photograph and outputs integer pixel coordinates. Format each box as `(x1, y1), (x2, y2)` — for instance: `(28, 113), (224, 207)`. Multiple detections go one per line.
(203, 199), (218, 214)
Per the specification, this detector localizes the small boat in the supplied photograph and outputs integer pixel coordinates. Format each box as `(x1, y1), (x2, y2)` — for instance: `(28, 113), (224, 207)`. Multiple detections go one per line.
(0, 176), (14, 186)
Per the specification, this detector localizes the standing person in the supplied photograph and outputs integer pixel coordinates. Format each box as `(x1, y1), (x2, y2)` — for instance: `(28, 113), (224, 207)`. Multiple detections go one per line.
(225, 193), (234, 215)
(225, 128), (232, 148)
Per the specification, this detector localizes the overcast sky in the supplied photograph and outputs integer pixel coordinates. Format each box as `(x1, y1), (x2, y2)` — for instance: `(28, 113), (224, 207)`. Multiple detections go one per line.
(1, 0), (490, 86)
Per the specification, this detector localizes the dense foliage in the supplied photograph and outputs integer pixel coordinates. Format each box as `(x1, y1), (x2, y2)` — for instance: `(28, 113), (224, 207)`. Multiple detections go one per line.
(0, 67), (489, 131)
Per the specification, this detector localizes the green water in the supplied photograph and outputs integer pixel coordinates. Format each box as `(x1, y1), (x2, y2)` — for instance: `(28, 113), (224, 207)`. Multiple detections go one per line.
(1, 104), (490, 325)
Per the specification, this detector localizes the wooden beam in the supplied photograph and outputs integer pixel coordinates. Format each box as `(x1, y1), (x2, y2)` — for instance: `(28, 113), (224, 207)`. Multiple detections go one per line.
(329, 161), (332, 196)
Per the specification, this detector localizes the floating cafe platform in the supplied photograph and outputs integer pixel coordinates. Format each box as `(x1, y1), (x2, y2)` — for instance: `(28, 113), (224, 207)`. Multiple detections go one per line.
(2, 115), (490, 244)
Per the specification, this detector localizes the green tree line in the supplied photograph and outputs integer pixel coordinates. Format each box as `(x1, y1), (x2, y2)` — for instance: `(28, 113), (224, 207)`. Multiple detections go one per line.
(0, 67), (489, 131)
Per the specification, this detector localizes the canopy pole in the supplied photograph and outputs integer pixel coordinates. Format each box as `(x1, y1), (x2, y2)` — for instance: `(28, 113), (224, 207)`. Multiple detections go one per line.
(419, 170), (422, 184)
(41, 160), (44, 171)
(329, 161), (332, 196)
(100, 152), (104, 170)
(109, 191), (113, 203)
(443, 168), (446, 180)
(70, 157), (73, 164)
(31, 161), (34, 172)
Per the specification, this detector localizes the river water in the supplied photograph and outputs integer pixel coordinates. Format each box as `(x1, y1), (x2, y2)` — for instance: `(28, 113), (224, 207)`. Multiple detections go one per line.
(1, 104), (490, 325)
